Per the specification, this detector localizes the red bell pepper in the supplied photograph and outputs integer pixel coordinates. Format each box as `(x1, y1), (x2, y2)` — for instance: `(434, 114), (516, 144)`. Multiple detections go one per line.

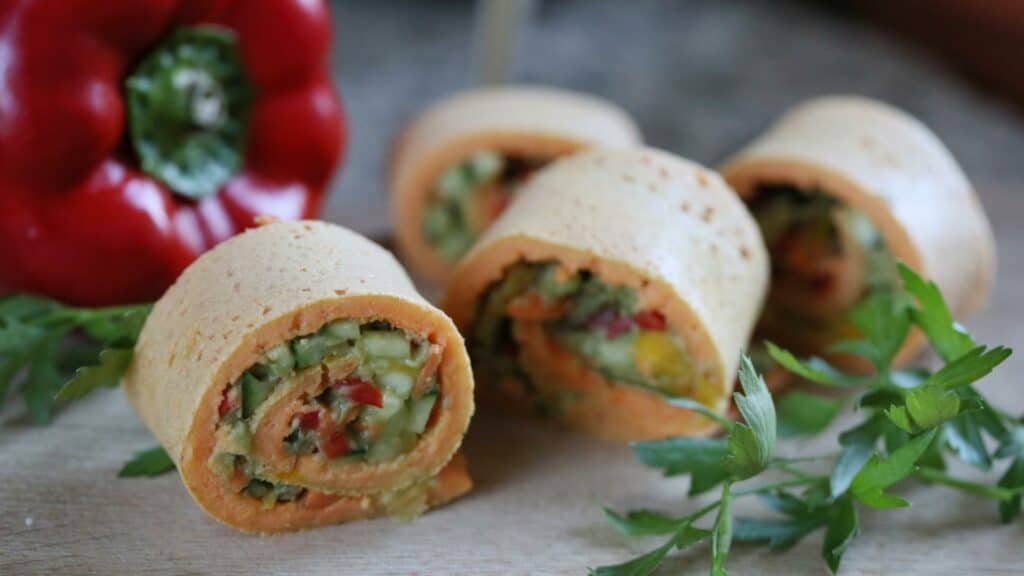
(633, 309), (667, 331)
(334, 376), (384, 408)
(0, 0), (346, 306)
(296, 409), (320, 431)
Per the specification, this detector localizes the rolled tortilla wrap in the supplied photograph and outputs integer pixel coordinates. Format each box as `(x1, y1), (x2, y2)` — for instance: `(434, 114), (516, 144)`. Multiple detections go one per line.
(720, 96), (995, 366)
(124, 221), (474, 533)
(391, 86), (641, 284)
(441, 148), (769, 442)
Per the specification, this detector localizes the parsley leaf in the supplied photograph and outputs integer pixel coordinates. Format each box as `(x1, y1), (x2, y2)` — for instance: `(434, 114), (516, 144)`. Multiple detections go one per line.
(589, 540), (674, 576)
(765, 342), (864, 387)
(924, 346), (1012, 391)
(56, 348), (134, 401)
(589, 524), (710, 576)
(845, 291), (911, 370)
(733, 513), (827, 551)
(776, 392), (844, 437)
(22, 331), (68, 425)
(832, 415), (885, 498)
(886, 386), (962, 433)
(727, 355), (776, 479)
(850, 429), (937, 509)
(943, 411), (992, 470)
(884, 347), (1010, 433)
(603, 509), (683, 536)
(632, 436), (730, 477)
(632, 437), (731, 495)
(667, 396), (734, 429)
(994, 425), (1024, 460)
(898, 264), (975, 361)
(757, 490), (813, 516)
(0, 295), (151, 423)
(822, 495), (858, 574)
(998, 459), (1024, 523)
(118, 446), (175, 478)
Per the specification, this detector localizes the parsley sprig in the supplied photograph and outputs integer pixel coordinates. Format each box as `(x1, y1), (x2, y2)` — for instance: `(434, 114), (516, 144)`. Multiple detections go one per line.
(119, 445), (176, 477)
(594, 264), (1017, 575)
(0, 295), (151, 424)
(0, 295), (175, 477)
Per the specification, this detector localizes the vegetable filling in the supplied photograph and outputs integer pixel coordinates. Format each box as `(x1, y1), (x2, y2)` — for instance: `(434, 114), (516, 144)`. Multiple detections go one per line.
(211, 319), (441, 505)
(749, 184), (899, 352)
(470, 261), (706, 411)
(422, 151), (547, 260)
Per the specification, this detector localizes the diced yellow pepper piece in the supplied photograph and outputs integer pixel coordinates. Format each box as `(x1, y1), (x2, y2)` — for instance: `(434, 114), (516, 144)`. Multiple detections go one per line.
(634, 331), (691, 390)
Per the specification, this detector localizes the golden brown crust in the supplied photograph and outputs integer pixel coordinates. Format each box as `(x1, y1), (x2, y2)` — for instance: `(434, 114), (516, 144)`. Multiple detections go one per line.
(123, 221), (474, 532)
(441, 147), (769, 441)
(720, 96), (996, 366)
(390, 86), (642, 284)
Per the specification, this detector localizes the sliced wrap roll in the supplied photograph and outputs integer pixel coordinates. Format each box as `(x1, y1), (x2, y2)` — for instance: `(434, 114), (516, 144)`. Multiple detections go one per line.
(441, 148), (769, 442)
(720, 96), (996, 365)
(391, 86), (641, 284)
(124, 221), (474, 533)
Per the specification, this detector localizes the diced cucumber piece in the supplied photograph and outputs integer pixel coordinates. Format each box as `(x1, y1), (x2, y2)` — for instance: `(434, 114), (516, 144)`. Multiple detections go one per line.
(323, 319), (360, 343)
(241, 373), (274, 418)
(407, 340), (430, 368)
(408, 392), (438, 434)
(558, 330), (645, 386)
(437, 165), (470, 200)
(468, 151), (504, 181)
(366, 435), (409, 463)
(208, 452), (237, 480)
(273, 484), (306, 502)
(365, 392), (403, 422)
(380, 370), (415, 399)
(224, 422), (252, 453)
(361, 331), (411, 359)
(265, 344), (295, 379)
(244, 479), (273, 499)
(292, 334), (328, 368)
(241, 457), (263, 479)
(246, 363), (271, 381)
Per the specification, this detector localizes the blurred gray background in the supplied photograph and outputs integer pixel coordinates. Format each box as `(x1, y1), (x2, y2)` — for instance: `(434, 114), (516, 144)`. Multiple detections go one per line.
(322, 0), (1024, 236)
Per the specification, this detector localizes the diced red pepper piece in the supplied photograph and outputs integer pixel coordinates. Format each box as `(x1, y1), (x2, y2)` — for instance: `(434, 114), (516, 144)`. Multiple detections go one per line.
(587, 308), (634, 339)
(634, 309), (667, 331)
(320, 430), (350, 459)
(334, 377), (384, 408)
(296, 410), (320, 431)
(218, 387), (239, 417)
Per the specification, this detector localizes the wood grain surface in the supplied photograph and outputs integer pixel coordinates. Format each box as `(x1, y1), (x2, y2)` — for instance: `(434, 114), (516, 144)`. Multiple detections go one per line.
(1, 183), (1021, 575)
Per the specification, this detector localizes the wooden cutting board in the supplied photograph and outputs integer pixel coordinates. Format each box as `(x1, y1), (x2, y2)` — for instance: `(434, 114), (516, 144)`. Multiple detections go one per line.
(1, 183), (1022, 575)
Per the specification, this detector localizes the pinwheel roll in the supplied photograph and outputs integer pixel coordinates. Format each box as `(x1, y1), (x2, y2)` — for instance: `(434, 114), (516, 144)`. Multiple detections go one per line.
(391, 86), (641, 283)
(720, 96), (996, 365)
(442, 148), (769, 442)
(124, 221), (474, 533)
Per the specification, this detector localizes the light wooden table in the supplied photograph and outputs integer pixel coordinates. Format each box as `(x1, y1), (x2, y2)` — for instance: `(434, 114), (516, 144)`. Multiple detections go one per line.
(1, 184), (1021, 575)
